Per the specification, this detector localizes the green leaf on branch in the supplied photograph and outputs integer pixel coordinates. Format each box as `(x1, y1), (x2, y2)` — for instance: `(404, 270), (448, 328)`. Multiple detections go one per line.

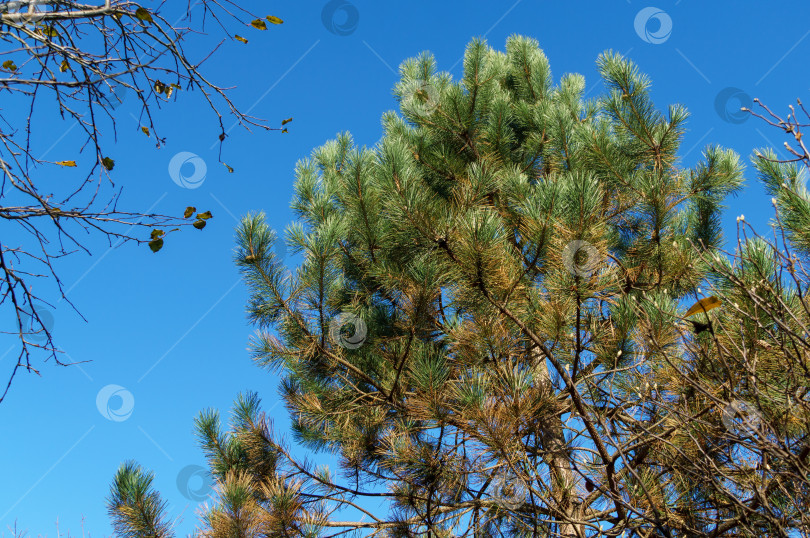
(193, 220), (206, 230)
(281, 117), (293, 126)
(196, 211), (213, 220)
(102, 157), (115, 171)
(148, 238), (164, 252)
(150, 229), (165, 240)
(251, 19), (267, 30)
(234, 35), (248, 44)
(2, 60), (17, 71)
(266, 16), (283, 24)
(135, 7), (153, 23)
(183, 206), (196, 219)
(38, 26), (59, 38)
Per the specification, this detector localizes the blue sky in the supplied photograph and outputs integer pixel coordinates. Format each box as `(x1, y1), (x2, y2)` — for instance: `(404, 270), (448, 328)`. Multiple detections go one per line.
(1, 1), (809, 536)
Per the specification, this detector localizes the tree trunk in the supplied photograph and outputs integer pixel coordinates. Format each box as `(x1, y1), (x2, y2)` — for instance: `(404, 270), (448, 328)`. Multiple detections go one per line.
(532, 349), (582, 537)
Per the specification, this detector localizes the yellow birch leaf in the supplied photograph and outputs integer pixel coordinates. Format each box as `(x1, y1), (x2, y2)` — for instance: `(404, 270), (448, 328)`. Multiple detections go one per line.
(683, 296), (722, 318)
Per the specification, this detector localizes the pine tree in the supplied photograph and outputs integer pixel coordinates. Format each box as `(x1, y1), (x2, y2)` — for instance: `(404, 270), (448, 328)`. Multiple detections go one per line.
(108, 36), (810, 537)
(108, 462), (173, 538)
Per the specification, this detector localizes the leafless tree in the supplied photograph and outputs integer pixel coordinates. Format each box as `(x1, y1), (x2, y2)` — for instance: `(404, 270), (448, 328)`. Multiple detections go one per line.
(0, 0), (286, 402)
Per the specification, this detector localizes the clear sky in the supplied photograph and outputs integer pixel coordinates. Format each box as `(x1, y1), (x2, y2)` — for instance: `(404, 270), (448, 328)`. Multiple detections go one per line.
(1, 1), (809, 536)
